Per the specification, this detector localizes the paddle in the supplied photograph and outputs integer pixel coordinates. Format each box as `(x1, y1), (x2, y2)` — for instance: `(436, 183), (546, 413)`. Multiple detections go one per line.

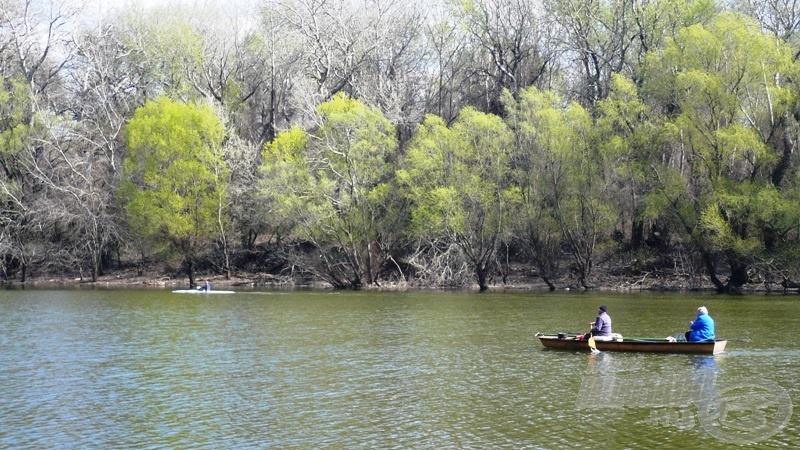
(586, 321), (599, 353)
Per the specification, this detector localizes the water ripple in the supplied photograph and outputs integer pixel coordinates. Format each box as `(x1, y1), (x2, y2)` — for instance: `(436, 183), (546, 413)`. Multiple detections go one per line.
(1, 290), (797, 448)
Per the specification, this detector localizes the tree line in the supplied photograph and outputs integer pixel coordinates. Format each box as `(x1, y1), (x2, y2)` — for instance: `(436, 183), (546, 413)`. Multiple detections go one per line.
(1, 0), (799, 292)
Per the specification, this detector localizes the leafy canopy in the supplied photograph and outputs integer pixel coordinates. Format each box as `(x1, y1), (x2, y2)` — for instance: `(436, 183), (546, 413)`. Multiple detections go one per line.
(399, 107), (517, 239)
(120, 96), (227, 256)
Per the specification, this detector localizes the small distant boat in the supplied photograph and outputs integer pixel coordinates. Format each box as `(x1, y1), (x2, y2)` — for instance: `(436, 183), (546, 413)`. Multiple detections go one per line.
(172, 289), (236, 294)
(536, 333), (727, 355)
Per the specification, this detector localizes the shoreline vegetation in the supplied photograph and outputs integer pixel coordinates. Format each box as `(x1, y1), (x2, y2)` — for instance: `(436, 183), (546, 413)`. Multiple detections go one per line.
(3, 3), (800, 296)
(6, 266), (799, 294)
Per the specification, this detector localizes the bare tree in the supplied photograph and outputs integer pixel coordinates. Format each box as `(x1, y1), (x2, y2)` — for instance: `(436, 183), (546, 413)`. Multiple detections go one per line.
(452, 0), (558, 115)
(22, 114), (121, 281)
(0, 0), (82, 281)
(544, 0), (637, 106)
(0, 0), (77, 97)
(348, 0), (429, 142)
(270, 0), (373, 100)
(249, 7), (303, 145)
(733, 0), (800, 44)
(186, 7), (297, 145)
(422, 7), (468, 123)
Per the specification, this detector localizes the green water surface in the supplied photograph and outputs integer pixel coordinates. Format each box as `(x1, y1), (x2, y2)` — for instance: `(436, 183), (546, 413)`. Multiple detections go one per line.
(0, 289), (797, 448)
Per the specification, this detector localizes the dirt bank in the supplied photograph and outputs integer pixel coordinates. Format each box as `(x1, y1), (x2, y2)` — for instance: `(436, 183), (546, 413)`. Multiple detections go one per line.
(4, 265), (779, 293)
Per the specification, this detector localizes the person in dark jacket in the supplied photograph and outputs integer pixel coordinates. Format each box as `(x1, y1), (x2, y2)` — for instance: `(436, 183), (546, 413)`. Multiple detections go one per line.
(589, 304), (612, 341)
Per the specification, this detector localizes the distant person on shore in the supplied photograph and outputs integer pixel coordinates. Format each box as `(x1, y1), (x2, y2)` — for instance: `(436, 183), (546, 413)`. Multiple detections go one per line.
(588, 304), (612, 341)
(199, 280), (211, 291)
(686, 306), (715, 342)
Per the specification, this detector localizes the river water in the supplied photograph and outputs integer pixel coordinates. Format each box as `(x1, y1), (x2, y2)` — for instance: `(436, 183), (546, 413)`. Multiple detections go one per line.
(0, 288), (797, 448)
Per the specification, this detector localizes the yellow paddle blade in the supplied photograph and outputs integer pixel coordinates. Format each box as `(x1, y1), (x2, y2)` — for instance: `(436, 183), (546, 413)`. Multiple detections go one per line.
(588, 336), (597, 351)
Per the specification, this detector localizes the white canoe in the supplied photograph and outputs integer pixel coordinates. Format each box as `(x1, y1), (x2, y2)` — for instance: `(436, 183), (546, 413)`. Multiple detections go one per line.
(172, 289), (236, 294)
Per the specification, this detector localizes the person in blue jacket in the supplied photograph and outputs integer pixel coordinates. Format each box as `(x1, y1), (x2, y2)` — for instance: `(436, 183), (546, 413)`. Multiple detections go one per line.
(685, 306), (715, 342)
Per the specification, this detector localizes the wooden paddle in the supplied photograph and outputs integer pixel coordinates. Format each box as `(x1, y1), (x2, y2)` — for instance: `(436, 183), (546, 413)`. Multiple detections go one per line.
(588, 336), (598, 353)
(587, 322), (599, 352)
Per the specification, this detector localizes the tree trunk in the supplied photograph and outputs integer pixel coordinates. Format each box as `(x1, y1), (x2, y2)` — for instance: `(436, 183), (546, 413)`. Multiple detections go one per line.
(138, 251), (145, 276)
(476, 264), (489, 291)
(499, 243), (510, 284)
(770, 130), (794, 187)
(90, 248), (99, 282)
(701, 251), (725, 292)
(725, 259), (749, 293)
(223, 242), (231, 280)
(578, 271), (592, 290)
(541, 276), (556, 291)
(575, 257), (593, 290)
(630, 219), (644, 250)
(186, 258), (196, 288)
(366, 242), (375, 285)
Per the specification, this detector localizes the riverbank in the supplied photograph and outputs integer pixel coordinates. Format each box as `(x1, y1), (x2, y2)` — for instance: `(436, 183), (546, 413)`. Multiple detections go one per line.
(4, 265), (784, 293)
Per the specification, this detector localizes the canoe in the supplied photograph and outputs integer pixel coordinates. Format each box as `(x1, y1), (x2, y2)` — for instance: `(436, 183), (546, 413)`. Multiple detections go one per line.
(536, 333), (727, 355)
(172, 289), (236, 294)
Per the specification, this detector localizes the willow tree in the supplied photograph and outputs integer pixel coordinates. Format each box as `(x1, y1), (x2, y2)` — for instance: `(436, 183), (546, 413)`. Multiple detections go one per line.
(505, 86), (616, 290)
(119, 97), (227, 287)
(504, 87), (564, 291)
(399, 107), (517, 291)
(260, 93), (401, 289)
(0, 78), (39, 282)
(642, 12), (800, 292)
(595, 74), (666, 251)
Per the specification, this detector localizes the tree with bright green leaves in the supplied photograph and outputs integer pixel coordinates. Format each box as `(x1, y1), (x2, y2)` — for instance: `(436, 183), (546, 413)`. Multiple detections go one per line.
(504, 86), (617, 290)
(0, 79), (33, 206)
(119, 97), (228, 287)
(503, 87), (563, 290)
(595, 74), (667, 251)
(628, 0), (720, 83)
(260, 93), (401, 289)
(399, 107), (517, 291)
(642, 12), (800, 292)
(0, 77), (37, 282)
